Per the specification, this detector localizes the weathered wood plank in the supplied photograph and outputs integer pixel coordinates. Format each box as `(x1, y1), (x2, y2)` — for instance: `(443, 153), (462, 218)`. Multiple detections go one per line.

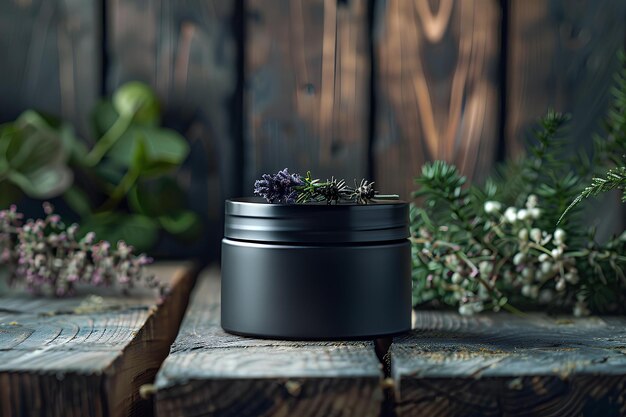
(154, 268), (383, 417)
(0, 263), (197, 417)
(373, 0), (501, 200)
(392, 310), (626, 416)
(245, 0), (370, 188)
(506, 0), (626, 157)
(0, 0), (99, 138)
(108, 0), (240, 258)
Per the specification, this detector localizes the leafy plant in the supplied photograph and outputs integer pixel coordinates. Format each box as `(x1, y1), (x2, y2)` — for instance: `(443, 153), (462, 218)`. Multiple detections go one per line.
(0, 82), (201, 251)
(411, 53), (626, 316)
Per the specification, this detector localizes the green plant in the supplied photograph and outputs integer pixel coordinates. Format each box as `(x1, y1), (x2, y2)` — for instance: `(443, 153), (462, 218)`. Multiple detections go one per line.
(411, 54), (626, 316)
(0, 82), (200, 251)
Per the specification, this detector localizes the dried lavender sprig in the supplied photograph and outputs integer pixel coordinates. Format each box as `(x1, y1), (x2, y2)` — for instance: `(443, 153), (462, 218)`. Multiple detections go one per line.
(254, 169), (399, 205)
(0, 203), (161, 297)
(253, 168), (304, 204)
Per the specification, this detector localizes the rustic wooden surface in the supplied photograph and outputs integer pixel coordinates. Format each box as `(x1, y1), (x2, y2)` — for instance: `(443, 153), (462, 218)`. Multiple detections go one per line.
(0, 0), (99, 138)
(245, 0), (370, 188)
(0, 263), (197, 417)
(392, 310), (626, 417)
(108, 0), (240, 258)
(154, 267), (384, 417)
(373, 0), (501, 200)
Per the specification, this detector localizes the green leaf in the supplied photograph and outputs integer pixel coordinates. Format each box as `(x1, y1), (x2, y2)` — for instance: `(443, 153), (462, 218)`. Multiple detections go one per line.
(107, 126), (189, 175)
(158, 210), (202, 238)
(131, 135), (148, 172)
(59, 123), (88, 161)
(81, 212), (159, 252)
(3, 112), (73, 198)
(112, 82), (160, 125)
(94, 161), (125, 186)
(0, 124), (15, 174)
(91, 100), (119, 138)
(63, 186), (92, 216)
(129, 177), (201, 239)
(129, 177), (186, 216)
(0, 181), (22, 208)
(8, 167), (72, 198)
(17, 110), (86, 161)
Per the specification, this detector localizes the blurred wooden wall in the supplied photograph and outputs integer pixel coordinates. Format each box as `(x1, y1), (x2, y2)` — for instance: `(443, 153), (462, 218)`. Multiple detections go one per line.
(0, 0), (625, 258)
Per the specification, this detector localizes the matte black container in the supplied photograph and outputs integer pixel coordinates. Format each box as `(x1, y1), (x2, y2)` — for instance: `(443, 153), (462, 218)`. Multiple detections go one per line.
(221, 198), (412, 339)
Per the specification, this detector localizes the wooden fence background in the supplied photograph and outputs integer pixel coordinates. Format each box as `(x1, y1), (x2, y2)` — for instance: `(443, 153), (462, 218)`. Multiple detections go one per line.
(0, 0), (625, 259)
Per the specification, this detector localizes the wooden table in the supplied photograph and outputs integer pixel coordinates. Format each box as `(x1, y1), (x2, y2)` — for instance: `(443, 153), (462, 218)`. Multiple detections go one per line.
(154, 266), (384, 417)
(155, 268), (626, 417)
(0, 263), (197, 417)
(2, 265), (626, 416)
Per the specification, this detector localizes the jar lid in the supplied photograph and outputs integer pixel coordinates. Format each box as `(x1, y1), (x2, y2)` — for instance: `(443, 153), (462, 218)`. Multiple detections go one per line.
(224, 197), (409, 243)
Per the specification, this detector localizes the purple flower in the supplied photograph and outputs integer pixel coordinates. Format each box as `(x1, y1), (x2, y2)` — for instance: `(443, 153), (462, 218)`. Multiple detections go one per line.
(254, 168), (303, 204)
(0, 203), (160, 296)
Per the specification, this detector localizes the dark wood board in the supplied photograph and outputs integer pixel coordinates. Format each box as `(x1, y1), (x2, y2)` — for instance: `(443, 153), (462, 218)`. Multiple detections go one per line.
(372, 0), (501, 200)
(107, 0), (240, 258)
(506, 0), (626, 157)
(154, 267), (384, 417)
(0, 263), (197, 417)
(391, 310), (626, 416)
(0, 0), (99, 139)
(244, 0), (370, 189)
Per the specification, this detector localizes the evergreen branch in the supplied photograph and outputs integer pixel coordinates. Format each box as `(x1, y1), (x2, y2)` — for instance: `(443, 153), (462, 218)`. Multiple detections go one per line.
(410, 51), (626, 317)
(559, 166), (626, 224)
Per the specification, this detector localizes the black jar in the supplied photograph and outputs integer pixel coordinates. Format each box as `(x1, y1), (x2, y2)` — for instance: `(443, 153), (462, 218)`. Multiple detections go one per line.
(221, 198), (412, 339)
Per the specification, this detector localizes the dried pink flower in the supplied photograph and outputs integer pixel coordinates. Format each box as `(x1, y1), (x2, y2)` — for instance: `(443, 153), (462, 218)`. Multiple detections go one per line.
(0, 203), (161, 296)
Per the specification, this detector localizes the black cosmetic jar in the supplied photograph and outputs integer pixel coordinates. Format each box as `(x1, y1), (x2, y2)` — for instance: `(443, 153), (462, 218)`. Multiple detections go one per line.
(221, 198), (412, 339)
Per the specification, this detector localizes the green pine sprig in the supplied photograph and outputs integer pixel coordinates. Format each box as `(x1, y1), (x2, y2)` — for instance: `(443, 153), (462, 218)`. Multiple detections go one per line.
(411, 51), (626, 316)
(559, 167), (626, 223)
(293, 171), (399, 205)
(559, 50), (626, 224)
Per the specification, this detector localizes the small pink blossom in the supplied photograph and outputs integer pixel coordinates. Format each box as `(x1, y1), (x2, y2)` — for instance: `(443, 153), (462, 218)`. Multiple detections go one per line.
(0, 203), (159, 296)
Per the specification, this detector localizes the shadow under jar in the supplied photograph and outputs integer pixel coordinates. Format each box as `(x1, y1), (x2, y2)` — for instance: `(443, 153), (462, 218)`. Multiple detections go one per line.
(221, 198), (412, 339)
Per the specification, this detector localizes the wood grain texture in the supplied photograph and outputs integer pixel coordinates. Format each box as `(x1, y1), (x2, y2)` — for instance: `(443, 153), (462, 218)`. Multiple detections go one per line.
(373, 0), (500, 200)
(245, 0), (370, 189)
(0, 0), (99, 138)
(154, 268), (384, 417)
(392, 310), (626, 416)
(506, 0), (626, 157)
(108, 0), (240, 258)
(0, 263), (196, 417)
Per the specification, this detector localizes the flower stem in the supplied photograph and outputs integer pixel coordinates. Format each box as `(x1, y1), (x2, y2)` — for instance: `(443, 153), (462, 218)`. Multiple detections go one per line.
(501, 302), (528, 317)
(84, 115), (133, 167)
(96, 165), (141, 212)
